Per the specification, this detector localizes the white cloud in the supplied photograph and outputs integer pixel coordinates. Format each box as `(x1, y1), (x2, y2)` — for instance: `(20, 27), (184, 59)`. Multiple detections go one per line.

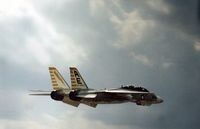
(0, 113), (58, 129)
(89, 0), (105, 16)
(25, 38), (51, 66)
(88, 0), (155, 49)
(130, 52), (153, 66)
(0, 0), (30, 18)
(0, 111), (136, 129)
(110, 10), (155, 48)
(161, 62), (173, 69)
(194, 40), (200, 51)
(0, 0), (88, 72)
(88, 0), (157, 67)
(146, 0), (170, 14)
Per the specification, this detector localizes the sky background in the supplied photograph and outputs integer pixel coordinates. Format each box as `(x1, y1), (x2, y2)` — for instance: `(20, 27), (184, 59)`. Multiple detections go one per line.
(0, 0), (200, 129)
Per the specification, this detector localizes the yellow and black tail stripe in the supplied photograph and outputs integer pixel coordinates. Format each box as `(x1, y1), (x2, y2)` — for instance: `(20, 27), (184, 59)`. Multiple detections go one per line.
(49, 67), (70, 90)
(70, 67), (88, 90)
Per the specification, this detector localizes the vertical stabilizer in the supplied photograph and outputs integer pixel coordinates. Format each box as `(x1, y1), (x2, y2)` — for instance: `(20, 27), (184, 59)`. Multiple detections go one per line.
(49, 67), (70, 90)
(70, 67), (88, 90)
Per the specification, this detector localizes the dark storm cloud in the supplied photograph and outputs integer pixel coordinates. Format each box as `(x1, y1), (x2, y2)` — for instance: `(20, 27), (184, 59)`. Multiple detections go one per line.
(163, 0), (200, 36)
(198, 0), (200, 22)
(31, 1), (200, 129)
(82, 33), (200, 129)
(118, 0), (200, 38)
(61, 1), (200, 129)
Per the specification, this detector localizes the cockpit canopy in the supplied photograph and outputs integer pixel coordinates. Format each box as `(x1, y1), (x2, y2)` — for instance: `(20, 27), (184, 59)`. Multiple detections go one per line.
(120, 85), (149, 92)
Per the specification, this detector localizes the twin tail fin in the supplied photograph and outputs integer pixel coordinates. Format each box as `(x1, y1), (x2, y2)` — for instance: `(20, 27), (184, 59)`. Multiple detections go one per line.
(49, 67), (70, 90)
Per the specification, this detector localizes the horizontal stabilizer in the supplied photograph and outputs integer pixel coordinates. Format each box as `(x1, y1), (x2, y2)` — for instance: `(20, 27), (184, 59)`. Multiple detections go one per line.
(29, 93), (50, 96)
(29, 90), (51, 92)
(29, 90), (51, 96)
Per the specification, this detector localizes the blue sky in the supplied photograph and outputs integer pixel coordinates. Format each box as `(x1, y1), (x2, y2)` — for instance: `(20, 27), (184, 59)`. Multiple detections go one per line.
(0, 0), (200, 129)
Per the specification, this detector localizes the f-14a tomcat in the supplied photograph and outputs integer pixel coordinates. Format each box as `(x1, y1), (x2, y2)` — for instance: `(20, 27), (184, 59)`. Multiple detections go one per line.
(30, 67), (163, 108)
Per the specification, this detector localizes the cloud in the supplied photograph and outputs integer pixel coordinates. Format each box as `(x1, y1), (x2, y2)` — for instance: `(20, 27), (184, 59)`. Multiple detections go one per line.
(89, 0), (105, 16)
(0, 1), (200, 129)
(0, 109), (135, 129)
(146, 0), (171, 14)
(0, 0), (29, 18)
(110, 10), (155, 48)
(130, 52), (153, 66)
(194, 40), (200, 51)
(161, 62), (173, 69)
(0, 0), (88, 72)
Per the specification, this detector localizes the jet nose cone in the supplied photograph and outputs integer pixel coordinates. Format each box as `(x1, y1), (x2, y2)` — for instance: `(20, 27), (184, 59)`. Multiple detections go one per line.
(157, 96), (163, 103)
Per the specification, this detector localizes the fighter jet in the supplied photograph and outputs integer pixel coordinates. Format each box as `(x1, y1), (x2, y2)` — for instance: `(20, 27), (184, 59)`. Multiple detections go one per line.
(30, 67), (163, 108)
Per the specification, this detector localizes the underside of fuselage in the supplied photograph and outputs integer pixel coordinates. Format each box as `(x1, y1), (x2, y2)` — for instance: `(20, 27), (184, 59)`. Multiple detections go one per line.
(80, 93), (130, 104)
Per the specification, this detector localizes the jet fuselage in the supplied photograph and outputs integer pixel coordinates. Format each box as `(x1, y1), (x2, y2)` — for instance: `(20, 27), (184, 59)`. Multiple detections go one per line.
(50, 86), (163, 106)
(30, 67), (163, 108)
